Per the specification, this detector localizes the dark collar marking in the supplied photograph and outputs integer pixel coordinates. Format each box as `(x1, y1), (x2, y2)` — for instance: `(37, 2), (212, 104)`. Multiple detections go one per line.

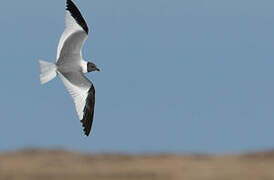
(66, 0), (89, 34)
(81, 84), (95, 136)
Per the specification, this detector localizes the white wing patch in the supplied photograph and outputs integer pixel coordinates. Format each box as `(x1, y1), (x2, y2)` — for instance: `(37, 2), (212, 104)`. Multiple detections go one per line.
(56, 11), (86, 60)
(58, 72), (88, 120)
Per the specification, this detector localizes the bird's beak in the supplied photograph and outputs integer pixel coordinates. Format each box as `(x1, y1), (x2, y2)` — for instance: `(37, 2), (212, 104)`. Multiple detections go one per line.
(97, 68), (102, 72)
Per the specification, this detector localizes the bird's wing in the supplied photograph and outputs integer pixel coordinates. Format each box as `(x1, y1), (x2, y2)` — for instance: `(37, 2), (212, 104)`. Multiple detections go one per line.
(56, 0), (89, 61)
(58, 71), (95, 136)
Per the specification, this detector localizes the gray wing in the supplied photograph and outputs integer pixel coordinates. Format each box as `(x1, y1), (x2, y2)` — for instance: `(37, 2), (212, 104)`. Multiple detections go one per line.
(60, 71), (91, 88)
(57, 31), (87, 63)
(56, 0), (89, 61)
(58, 71), (95, 136)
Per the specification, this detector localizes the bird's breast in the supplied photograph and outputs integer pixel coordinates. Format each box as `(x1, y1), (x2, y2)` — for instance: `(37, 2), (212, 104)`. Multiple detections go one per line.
(80, 60), (88, 74)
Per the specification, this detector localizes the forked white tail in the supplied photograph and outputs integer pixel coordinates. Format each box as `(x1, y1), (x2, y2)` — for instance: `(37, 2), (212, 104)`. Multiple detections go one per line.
(38, 60), (57, 84)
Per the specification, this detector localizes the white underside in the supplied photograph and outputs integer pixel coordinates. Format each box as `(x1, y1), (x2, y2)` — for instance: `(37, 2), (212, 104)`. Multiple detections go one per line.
(81, 60), (88, 73)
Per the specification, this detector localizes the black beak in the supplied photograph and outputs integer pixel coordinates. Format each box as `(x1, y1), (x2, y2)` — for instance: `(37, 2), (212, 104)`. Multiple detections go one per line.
(96, 68), (101, 72)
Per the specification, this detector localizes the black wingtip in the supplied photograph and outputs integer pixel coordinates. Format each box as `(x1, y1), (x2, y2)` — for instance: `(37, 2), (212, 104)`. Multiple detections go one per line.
(80, 85), (95, 136)
(81, 120), (92, 136)
(66, 0), (89, 34)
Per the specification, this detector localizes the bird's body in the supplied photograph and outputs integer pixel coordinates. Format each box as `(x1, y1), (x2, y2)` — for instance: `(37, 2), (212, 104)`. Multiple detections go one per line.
(38, 0), (100, 136)
(57, 55), (87, 74)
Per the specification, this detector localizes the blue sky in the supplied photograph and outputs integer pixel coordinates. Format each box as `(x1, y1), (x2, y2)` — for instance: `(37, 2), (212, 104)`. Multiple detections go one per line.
(1, 0), (274, 153)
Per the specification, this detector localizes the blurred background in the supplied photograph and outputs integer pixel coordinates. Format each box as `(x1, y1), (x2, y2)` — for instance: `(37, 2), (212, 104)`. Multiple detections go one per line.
(1, 0), (274, 179)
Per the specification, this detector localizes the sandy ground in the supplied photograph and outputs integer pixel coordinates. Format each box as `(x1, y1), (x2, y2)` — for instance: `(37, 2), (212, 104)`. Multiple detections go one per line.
(1, 149), (274, 180)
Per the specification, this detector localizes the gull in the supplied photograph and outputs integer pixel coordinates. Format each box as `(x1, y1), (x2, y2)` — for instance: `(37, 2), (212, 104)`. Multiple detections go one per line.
(38, 0), (100, 136)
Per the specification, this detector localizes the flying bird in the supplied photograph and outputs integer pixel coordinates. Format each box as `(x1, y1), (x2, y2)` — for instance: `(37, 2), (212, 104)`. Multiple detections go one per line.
(38, 0), (100, 136)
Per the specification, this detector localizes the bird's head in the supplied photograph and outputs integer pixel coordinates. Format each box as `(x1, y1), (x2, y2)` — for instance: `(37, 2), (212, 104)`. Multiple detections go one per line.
(87, 62), (101, 72)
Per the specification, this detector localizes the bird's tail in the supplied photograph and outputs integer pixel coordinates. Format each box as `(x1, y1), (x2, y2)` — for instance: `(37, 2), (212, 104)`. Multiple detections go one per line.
(38, 59), (57, 84)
